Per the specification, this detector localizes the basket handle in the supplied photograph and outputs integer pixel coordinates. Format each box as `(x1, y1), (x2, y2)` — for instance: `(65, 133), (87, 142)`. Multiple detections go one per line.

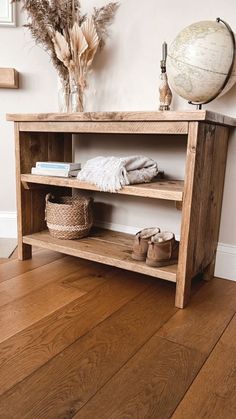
(45, 193), (54, 221)
(45, 193), (51, 204)
(85, 197), (93, 227)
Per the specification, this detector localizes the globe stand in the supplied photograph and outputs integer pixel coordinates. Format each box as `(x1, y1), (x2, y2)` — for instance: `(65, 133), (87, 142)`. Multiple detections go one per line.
(194, 104), (203, 110)
(188, 17), (235, 110)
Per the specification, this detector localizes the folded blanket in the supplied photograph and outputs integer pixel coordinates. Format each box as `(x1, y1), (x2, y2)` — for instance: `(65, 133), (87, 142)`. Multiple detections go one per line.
(78, 155), (158, 192)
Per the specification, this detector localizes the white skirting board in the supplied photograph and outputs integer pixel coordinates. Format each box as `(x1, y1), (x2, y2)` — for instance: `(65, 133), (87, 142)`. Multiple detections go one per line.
(0, 212), (235, 281)
(215, 243), (236, 281)
(0, 212), (17, 239)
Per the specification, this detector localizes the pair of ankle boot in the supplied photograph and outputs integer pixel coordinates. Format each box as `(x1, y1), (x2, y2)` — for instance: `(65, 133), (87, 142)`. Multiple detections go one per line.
(132, 227), (179, 267)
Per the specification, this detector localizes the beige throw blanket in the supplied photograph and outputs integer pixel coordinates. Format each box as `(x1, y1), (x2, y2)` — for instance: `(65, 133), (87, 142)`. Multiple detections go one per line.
(78, 155), (158, 192)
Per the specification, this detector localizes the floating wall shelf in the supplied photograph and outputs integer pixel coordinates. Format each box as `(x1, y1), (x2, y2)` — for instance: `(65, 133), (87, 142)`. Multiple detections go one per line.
(0, 68), (19, 88)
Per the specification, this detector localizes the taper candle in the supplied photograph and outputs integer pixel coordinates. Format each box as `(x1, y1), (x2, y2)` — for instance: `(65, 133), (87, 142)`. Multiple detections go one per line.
(162, 42), (167, 61)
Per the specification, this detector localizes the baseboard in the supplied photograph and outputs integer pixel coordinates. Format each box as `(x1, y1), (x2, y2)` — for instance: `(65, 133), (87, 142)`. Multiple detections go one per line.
(95, 220), (236, 281)
(215, 243), (236, 281)
(95, 220), (139, 236)
(0, 211), (17, 239)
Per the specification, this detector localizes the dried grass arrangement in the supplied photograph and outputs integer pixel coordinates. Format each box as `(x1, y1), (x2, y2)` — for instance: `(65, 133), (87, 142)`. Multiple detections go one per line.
(13, 0), (119, 112)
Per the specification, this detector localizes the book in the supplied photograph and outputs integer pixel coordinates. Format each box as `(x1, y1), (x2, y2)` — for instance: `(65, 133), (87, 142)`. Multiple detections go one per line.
(31, 167), (80, 178)
(36, 161), (81, 171)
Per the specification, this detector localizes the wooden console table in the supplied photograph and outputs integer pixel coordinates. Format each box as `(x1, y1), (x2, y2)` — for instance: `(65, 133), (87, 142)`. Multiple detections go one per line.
(7, 111), (236, 308)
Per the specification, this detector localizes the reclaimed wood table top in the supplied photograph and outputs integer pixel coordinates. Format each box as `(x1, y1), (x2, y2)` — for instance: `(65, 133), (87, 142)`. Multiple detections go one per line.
(6, 110), (236, 126)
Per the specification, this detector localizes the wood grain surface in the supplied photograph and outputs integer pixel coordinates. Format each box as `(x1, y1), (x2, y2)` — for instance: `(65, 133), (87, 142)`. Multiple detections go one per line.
(158, 278), (236, 354)
(173, 314), (236, 419)
(22, 228), (178, 282)
(0, 281), (177, 417)
(175, 122), (230, 308)
(6, 110), (236, 126)
(0, 248), (63, 282)
(75, 335), (204, 419)
(0, 264), (152, 396)
(21, 175), (184, 202)
(0, 256), (87, 307)
(17, 120), (189, 134)
(0, 252), (236, 418)
(0, 68), (18, 88)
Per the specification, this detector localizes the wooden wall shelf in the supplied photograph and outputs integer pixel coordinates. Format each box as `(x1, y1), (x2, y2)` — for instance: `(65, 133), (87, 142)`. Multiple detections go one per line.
(0, 68), (19, 89)
(8, 111), (236, 308)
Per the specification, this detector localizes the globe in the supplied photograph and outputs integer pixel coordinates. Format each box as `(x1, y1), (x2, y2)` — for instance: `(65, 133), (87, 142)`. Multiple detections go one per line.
(166, 19), (236, 104)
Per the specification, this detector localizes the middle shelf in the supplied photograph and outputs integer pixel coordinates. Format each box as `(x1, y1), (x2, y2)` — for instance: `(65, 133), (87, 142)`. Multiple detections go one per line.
(21, 174), (184, 202)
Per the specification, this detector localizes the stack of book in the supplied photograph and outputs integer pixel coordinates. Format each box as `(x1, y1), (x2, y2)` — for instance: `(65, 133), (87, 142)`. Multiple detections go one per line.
(31, 162), (81, 178)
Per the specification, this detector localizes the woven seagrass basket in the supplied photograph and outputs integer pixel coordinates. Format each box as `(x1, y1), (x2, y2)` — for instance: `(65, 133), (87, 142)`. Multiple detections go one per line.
(45, 194), (93, 240)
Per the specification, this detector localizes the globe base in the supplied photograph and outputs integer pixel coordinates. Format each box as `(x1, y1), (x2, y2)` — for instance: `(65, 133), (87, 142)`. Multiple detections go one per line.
(188, 101), (203, 110)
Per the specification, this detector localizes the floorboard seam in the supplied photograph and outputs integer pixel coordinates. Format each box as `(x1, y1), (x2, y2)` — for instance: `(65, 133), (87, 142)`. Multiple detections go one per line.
(0, 281), (154, 399)
(0, 275), (113, 348)
(70, 309), (182, 417)
(170, 310), (236, 417)
(0, 247), (43, 264)
(0, 258), (92, 309)
(0, 254), (67, 284)
(72, 296), (236, 417)
(155, 280), (205, 335)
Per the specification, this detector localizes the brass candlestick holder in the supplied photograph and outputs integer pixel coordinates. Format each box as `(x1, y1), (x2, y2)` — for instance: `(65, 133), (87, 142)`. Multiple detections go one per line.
(159, 42), (172, 111)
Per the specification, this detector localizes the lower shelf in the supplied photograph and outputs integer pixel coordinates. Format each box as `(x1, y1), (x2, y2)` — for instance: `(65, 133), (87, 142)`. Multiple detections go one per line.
(23, 228), (177, 283)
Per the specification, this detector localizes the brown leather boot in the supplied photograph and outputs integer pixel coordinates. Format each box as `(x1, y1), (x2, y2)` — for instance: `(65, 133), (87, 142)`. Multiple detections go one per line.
(146, 232), (179, 267)
(132, 227), (161, 261)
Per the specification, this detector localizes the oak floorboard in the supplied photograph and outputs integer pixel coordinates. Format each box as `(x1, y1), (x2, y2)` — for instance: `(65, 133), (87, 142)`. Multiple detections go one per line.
(75, 335), (204, 419)
(0, 250), (236, 419)
(74, 278), (236, 419)
(157, 278), (236, 354)
(0, 248), (63, 282)
(0, 281), (177, 418)
(0, 268), (152, 396)
(0, 278), (86, 343)
(173, 314), (236, 419)
(61, 265), (110, 292)
(0, 256), (94, 307)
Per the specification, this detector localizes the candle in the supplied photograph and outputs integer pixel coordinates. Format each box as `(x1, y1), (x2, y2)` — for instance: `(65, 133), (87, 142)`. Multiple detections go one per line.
(162, 42), (167, 61)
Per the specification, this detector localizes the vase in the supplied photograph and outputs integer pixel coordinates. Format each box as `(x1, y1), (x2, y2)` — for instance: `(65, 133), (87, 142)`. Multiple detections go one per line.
(58, 76), (85, 113)
(69, 76), (84, 112)
(58, 82), (70, 113)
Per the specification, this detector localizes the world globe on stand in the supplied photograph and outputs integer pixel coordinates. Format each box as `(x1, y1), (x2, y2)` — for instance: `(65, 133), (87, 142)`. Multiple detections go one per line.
(166, 19), (236, 105)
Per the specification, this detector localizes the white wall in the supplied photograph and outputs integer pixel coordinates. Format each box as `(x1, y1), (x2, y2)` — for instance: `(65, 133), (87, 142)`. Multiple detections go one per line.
(0, 0), (235, 278)
(0, 6), (58, 213)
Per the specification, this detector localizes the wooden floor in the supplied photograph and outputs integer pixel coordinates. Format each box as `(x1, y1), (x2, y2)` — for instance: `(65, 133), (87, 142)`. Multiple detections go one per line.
(0, 249), (236, 418)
